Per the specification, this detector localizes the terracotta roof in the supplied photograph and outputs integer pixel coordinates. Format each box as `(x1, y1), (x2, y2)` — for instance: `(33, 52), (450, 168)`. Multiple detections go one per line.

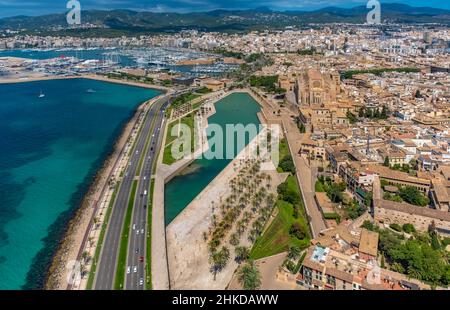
(326, 267), (354, 283)
(365, 165), (431, 187)
(378, 199), (450, 222)
(359, 229), (379, 257)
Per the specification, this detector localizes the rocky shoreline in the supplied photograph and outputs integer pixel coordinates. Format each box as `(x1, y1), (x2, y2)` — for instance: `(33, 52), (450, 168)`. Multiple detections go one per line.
(43, 86), (165, 290)
(44, 103), (144, 290)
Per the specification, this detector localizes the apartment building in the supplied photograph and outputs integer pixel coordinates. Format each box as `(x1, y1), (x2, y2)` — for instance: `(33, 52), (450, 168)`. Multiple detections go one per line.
(299, 244), (422, 290)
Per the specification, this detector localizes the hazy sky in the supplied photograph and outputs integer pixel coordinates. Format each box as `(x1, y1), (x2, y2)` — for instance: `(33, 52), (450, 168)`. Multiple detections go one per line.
(0, 0), (448, 18)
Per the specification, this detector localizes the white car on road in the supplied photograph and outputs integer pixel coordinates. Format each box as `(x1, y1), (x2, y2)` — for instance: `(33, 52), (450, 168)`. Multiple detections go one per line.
(133, 266), (137, 273)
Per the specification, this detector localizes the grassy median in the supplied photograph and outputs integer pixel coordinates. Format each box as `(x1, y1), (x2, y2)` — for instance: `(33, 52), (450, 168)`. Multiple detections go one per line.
(114, 180), (138, 290)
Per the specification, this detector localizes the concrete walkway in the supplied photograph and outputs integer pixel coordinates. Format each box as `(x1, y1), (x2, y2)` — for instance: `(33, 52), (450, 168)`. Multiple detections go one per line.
(151, 97), (216, 289)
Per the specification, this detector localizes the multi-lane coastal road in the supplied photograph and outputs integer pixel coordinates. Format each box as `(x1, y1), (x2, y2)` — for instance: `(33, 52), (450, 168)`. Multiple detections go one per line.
(94, 94), (170, 290)
(125, 96), (167, 290)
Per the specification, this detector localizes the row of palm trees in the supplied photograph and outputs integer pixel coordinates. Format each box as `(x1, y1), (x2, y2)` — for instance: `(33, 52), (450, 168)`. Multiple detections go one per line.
(206, 158), (277, 287)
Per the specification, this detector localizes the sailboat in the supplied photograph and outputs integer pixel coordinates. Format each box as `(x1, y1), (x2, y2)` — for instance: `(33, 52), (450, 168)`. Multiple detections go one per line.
(38, 89), (45, 98)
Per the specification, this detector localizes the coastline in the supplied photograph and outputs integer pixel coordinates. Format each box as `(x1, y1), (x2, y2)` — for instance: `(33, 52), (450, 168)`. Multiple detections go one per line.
(35, 79), (167, 290)
(0, 73), (170, 92)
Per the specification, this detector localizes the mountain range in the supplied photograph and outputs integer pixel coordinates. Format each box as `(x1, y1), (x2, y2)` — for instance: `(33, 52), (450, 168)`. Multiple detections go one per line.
(0, 3), (449, 34)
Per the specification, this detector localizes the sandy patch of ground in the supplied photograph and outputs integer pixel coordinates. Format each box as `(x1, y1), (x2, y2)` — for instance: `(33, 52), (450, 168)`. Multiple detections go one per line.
(166, 128), (285, 289)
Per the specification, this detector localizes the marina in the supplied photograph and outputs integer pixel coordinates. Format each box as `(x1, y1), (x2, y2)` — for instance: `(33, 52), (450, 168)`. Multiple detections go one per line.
(0, 47), (239, 77)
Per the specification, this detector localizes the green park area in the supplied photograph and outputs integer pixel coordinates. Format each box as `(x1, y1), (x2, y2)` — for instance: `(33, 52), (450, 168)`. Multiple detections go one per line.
(165, 92), (201, 117)
(362, 221), (450, 287)
(250, 175), (310, 259)
(163, 112), (195, 165)
(276, 138), (295, 174)
(381, 179), (429, 207)
(315, 176), (368, 221)
(249, 75), (285, 94)
(341, 67), (420, 79)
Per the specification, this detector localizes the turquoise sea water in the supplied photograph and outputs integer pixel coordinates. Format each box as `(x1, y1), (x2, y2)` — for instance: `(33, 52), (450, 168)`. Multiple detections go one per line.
(164, 92), (261, 225)
(0, 78), (160, 290)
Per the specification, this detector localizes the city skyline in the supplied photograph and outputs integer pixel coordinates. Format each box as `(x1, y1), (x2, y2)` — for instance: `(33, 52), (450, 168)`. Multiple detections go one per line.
(0, 0), (450, 18)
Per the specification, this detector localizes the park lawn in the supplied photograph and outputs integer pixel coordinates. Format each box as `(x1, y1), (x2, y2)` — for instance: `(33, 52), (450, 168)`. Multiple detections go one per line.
(183, 93), (201, 102)
(250, 175), (310, 259)
(286, 175), (308, 219)
(250, 199), (310, 260)
(195, 87), (212, 94)
(162, 145), (176, 165)
(165, 112), (195, 148)
(162, 112), (195, 165)
(171, 92), (201, 108)
(180, 113), (195, 152)
(315, 180), (325, 192)
(164, 119), (179, 147)
(279, 138), (289, 160)
(276, 138), (292, 172)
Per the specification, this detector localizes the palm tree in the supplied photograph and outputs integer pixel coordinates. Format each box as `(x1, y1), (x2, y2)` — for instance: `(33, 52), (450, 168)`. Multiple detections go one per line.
(234, 246), (250, 264)
(287, 246), (301, 260)
(81, 251), (91, 264)
(237, 260), (262, 290)
(93, 217), (99, 230)
(236, 221), (246, 235)
(88, 237), (94, 248)
(230, 232), (240, 246)
(209, 247), (230, 280)
(80, 263), (88, 279)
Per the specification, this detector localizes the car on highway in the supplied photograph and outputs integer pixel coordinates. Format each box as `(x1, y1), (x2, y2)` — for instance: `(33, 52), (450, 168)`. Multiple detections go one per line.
(135, 248), (139, 254)
(143, 204), (147, 209)
(139, 256), (144, 263)
(139, 278), (144, 286)
(141, 229), (144, 234)
(127, 266), (131, 274)
(133, 266), (137, 273)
